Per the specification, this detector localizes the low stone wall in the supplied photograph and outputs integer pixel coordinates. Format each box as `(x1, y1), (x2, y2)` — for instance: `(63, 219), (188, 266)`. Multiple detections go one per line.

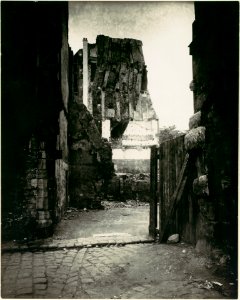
(112, 148), (150, 173)
(113, 159), (150, 173)
(108, 173), (150, 202)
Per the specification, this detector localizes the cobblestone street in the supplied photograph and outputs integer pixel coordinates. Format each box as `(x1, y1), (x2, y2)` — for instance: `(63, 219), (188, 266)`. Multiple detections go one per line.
(1, 204), (237, 299)
(1, 242), (237, 299)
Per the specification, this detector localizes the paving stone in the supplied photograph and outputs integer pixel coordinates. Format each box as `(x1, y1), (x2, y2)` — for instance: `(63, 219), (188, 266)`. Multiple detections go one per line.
(2, 291), (16, 298)
(35, 289), (47, 294)
(34, 277), (47, 284)
(66, 241), (75, 247)
(49, 282), (64, 290)
(62, 292), (75, 298)
(54, 253), (65, 259)
(75, 290), (90, 298)
(34, 283), (47, 290)
(3, 272), (18, 280)
(132, 286), (147, 292)
(47, 242), (59, 248)
(33, 261), (44, 266)
(81, 278), (94, 284)
(47, 289), (62, 297)
(16, 287), (33, 295)
(33, 273), (45, 279)
(67, 275), (79, 284)
(1, 242), (236, 299)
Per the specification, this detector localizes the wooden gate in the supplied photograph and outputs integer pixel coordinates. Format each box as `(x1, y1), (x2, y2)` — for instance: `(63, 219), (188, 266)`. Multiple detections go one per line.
(149, 135), (193, 242)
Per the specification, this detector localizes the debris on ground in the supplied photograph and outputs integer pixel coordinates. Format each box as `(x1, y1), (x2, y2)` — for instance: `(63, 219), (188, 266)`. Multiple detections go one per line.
(212, 281), (223, 287)
(167, 234), (180, 244)
(198, 280), (213, 290)
(102, 200), (149, 209)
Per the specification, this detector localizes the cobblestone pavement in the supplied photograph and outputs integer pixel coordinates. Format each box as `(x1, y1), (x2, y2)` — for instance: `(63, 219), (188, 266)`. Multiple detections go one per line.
(1, 242), (237, 299)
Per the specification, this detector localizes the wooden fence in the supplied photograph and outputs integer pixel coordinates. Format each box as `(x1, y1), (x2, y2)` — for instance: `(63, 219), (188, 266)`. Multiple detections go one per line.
(150, 135), (197, 243)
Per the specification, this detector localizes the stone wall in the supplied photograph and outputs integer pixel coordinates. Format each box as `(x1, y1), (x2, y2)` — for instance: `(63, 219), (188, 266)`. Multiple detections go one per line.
(187, 2), (238, 258)
(70, 35), (157, 206)
(73, 35), (155, 139)
(113, 160), (150, 174)
(1, 2), (70, 239)
(68, 102), (114, 208)
(112, 148), (150, 173)
(108, 173), (150, 202)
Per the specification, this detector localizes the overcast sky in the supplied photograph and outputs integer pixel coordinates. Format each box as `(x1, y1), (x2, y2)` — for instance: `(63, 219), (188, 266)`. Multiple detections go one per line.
(69, 1), (195, 130)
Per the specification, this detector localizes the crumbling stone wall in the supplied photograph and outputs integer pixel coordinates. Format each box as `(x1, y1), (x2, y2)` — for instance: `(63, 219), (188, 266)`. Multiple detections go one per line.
(68, 102), (114, 208)
(73, 35), (149, 138)
(186, 2), (238, 258)
(1, 2), (70, 238)
(70, 35), (155, 206)
(108, 173), (150, 202)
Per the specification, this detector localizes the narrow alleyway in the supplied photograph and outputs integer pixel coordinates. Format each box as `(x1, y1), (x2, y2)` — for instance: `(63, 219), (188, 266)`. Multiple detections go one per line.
(1, 202), (237, 299)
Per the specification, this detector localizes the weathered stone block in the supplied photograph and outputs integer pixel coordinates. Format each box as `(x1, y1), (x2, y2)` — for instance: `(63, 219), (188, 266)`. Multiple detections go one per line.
(184, 126), (205, 151)
(167, 234), (180, 243)
(189, 111), (201, 129)
(37, 179), (48, 189)
(38, 211), (50, 220)
(31, 179), (38, 188)
(193, 175), (209, 196)
(28, 203), (36, 211)
(37, 188), (48, 198)
(194, 93), (207, 112)
(36, 169), (48, 179)
(38, 151), (46, 159)
(28, 197), (36, 205)
(36, 219), (52, 229)
(36, 197), (48, 210)
(38, 159), (47, 169)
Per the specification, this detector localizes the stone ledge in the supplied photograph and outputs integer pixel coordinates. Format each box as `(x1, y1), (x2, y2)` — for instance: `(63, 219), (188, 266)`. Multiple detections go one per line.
(189, 111), (201, 130)
(184, 126), (205, 151)
(193, 175), (209, 196)
(1, 236), (155, 253)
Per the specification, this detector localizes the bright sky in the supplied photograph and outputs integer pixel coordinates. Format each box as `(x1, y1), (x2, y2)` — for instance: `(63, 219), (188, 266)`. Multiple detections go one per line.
(69, 1), (195, 130)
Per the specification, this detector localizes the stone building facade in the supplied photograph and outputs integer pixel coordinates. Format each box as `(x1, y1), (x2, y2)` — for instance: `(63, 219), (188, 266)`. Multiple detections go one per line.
(73, 35), (152, 139)
(185, 2), (238, 258)
(70, 35), (158, 203)
(2, 2), (71, 238)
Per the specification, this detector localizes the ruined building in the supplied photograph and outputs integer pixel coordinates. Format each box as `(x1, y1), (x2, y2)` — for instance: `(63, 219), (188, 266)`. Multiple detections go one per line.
(69, 35), (158, 204)
(185, 2), (238, 257)
(2, 2), (71, 238)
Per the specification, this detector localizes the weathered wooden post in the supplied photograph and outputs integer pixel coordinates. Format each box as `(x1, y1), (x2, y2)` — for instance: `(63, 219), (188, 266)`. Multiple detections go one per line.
(149, 145), (158, 238)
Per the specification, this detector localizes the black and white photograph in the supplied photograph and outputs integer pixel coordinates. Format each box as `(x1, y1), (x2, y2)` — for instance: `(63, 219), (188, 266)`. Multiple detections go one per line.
(1, 1), (239, 298)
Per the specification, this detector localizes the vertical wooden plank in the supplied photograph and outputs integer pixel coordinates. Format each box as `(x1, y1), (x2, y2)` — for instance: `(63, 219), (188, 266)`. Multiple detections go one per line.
(164, 141), (170, 210)
(188, 193), (193, 243)
(159, 144), (164, 237)
(168, 139), (172, 232)
(158, 134), (189, 241)
(162, 142), (166, 231)
(149, 146), (158, 237)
